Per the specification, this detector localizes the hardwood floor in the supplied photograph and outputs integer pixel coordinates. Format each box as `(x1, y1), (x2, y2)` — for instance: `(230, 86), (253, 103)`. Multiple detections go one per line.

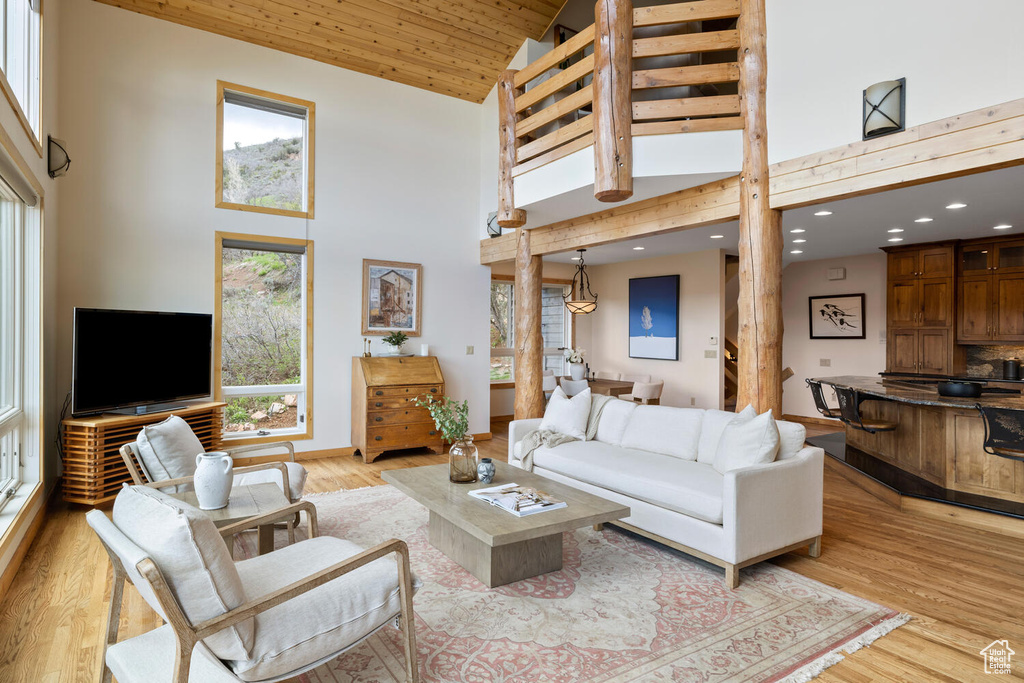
(1, 420), (1022, 681)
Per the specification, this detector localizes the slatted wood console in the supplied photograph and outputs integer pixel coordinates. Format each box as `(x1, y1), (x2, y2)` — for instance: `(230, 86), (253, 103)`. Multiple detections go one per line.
(61, 402), (225, 506)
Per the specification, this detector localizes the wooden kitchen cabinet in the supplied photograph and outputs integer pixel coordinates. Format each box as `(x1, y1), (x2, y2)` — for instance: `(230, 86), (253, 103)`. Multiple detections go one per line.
(957, 237), (1024, 343)
(884, 242), (955, 374)
(886, 328), (950, 375)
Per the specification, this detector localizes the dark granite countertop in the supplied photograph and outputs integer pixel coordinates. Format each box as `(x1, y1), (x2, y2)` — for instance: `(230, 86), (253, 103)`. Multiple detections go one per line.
(812, 375), (1024, 411)
(880, 371), (1024, 385)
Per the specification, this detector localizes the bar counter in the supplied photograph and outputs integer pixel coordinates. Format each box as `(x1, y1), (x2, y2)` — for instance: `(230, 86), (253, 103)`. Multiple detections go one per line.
(814, 376), (1024, 517)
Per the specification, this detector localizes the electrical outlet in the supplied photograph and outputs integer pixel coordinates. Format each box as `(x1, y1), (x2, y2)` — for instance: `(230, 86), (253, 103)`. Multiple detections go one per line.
(820, 358), (831, 367)
(704, 349), (717, 359)
(466, 345), (474, 355)
(690, 397), (696, 406)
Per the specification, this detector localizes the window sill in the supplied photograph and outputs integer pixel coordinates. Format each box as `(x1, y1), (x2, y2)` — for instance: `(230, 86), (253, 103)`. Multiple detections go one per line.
(222, 429), (312, 447)
(215, 200), (312, 220)
(490, 382), (515, 390)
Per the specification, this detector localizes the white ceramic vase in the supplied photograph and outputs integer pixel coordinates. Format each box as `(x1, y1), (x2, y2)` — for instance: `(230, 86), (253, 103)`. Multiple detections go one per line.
(570, 363), (585, 381)
(194, 451), (233, 510)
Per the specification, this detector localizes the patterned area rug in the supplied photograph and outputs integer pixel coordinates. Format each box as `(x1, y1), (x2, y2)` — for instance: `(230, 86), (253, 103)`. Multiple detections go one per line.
(237, 485), (908, 682)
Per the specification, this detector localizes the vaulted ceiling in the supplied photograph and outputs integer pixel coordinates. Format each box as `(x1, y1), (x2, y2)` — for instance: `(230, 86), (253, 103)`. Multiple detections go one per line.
(95, 0), (565, 102)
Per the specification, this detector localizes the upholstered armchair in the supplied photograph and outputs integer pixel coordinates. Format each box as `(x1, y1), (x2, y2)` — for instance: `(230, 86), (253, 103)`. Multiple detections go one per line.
(88, 485), (419, 683)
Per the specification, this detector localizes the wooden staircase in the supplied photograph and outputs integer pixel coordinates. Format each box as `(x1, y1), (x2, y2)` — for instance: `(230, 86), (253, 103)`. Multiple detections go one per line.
(724, 337), (738, 411)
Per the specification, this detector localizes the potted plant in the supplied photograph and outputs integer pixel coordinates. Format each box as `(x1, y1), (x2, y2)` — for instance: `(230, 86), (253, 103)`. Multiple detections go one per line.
(413, 394), (478, 483)
(564, 347), (586, 381)
(381, 331), (409, 356)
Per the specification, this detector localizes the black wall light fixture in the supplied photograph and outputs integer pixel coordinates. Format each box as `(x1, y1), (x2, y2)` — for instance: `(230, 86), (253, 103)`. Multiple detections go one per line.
(47, 136), (71, 178)
(863, 78), (905, 140)
(486, 211), (502, 238)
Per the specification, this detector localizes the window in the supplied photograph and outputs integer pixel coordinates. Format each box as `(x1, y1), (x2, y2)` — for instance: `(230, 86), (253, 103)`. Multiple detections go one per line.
(0, 0), (42, 143)
(490, 278), (573, 383)
(216, 81), (315, 218)
(215, 233), (313, 442)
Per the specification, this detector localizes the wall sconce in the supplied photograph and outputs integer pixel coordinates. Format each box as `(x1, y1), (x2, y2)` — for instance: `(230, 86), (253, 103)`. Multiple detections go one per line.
(563, 249), (598, 315)
(863, 78), (905, 140)
(47, 136), (71, 178)
(486, 211), (501, 238)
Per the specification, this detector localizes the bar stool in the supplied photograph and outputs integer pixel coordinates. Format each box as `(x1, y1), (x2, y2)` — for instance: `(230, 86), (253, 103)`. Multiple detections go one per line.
(976, 405), (1024, 462)
(834, 386), (897, 433)
(806, 379), (841, 419)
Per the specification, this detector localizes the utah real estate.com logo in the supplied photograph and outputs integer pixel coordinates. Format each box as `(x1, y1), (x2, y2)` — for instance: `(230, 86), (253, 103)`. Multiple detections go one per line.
(981, 640), (1014, 675)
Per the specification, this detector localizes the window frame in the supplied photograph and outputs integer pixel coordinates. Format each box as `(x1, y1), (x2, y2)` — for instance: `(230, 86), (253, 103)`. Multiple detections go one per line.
(214, 231), (314, 445)
(215, 81), (316, 219)
(490, 275), (574, 387)
(0, 0), (43, 156)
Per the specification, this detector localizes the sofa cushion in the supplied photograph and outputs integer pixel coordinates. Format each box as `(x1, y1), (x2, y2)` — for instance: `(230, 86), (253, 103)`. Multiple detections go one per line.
(234, 461), (307, 502)
(713, 409), (780, 474)
(594, 399), (637, 446)
(697, 406), (754, 464)
(775, 420), (807, 460)
(620, 406), (703, 461)
(539, 386), (591, 440)
(534, 440), (724, 524)
(136, 415), (205, 491)
(112, 485), (253, 661)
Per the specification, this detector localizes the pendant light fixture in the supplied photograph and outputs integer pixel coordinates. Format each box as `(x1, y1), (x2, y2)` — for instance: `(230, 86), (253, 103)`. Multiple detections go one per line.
(564, 249), (598, 315)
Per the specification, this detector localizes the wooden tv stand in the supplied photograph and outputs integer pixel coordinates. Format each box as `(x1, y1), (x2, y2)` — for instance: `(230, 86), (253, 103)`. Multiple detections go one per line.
(61, 401), (225, 506)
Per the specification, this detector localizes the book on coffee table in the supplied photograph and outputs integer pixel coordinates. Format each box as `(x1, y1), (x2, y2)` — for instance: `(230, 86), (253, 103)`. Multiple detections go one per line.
(469, 483), (567, 517)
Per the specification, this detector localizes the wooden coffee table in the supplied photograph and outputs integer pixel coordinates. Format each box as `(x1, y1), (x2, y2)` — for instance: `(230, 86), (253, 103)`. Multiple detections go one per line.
(169, 482), (291, 556)
(383, 461), (629, 587)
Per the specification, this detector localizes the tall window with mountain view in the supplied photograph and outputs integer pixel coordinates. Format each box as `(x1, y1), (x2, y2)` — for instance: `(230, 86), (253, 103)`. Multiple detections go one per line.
(217, 234), (312, 441)
(216, 82), (315, 218)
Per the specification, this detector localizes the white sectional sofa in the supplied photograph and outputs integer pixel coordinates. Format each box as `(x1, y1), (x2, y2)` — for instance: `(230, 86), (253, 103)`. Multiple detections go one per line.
(508, 401), (825, 587)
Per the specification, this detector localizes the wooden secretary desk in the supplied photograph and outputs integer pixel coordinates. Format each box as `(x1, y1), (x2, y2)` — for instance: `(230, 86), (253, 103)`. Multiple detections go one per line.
(351, 356), (446, 463)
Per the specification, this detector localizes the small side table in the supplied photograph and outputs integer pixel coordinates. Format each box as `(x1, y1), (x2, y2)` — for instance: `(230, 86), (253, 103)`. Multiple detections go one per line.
(169, 482), (291, 556)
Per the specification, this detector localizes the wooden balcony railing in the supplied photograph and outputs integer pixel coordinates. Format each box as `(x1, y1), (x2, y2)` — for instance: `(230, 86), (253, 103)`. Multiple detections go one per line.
(498, 0), (743, 227)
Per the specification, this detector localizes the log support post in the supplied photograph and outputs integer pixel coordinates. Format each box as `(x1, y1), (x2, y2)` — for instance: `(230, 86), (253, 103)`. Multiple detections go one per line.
(593, 0), (633, 202)
(498, 69), (527, 227)
(514, 228), (545, 419)
(736, 0), (783, 415)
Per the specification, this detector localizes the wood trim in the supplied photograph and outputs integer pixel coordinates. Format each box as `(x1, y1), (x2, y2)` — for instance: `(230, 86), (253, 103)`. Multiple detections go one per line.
(490, 414), (515, 422)
(632, 29), (740, 59)
(516, 85), (594, 139)
(215, 80), (315, 219)
(632, 62), (740, 90)
(0, 69), (42, 158)
(781, 413), (841, 428)
(490, 382), (515, 390)
(632, 94), (741, 121)
(491, 273), (573, 286)
(512, 133), (594, 177)
(631, 117), (742, 136)
(360, 258), (423, 336)
(214, 231), (314, 442)
(517, 114), (593, 163)
(472, 432), (493, 441)
(514, 53), (594, 114)
(514, 24), (595, 88)
(633, 0), (740, 27)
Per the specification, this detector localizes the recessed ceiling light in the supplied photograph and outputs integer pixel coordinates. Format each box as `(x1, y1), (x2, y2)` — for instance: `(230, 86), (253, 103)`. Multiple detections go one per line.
(915, 217), (933, 223)
(814, 211), (833, 217)
(793, 239), (806, 243)
(888, 228), (904, 233)
(790, 250), (803, 255)
(946, 202), (967, 209)
(888, 237), (904, 242)
(632, 246), (645, 250)
(790, 228), (806, 234)
(994, 224), (1013, 230)
(710, 235), (724, 239)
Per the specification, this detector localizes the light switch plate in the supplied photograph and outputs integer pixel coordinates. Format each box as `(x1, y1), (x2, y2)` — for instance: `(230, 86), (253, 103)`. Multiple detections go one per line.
(820, 358), (831, 367)
(466, 346), (474, 355)
(705, 350), (718, 359)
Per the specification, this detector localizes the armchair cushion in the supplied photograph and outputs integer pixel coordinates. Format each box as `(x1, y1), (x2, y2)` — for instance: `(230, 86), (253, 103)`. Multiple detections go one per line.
(112, 485), (253, 661)
(234, 461), (307, 502)
(231, 536), (416, 681)
(136, 415), (205, 491)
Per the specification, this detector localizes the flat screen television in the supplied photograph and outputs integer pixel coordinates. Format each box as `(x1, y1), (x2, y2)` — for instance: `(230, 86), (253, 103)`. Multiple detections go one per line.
(72, 308), (213, 416)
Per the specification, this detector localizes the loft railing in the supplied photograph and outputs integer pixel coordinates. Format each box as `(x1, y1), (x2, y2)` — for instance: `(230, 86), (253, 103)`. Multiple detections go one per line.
(498, 0), (742, 227)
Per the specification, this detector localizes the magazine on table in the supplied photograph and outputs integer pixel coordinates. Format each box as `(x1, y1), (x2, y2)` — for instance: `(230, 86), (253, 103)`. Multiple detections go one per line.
(469, 483), (567, 517)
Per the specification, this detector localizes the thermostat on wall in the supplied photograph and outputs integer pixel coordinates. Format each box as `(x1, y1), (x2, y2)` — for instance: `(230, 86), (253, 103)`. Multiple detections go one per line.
(827, 267), (846, 281)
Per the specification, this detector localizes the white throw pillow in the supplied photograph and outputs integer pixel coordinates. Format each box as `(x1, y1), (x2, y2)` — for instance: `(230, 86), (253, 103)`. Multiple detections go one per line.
(713, 407), (780, 474)
(594, 399), (637, 446)
(775, 420), (807, 460)
(697, 406), (754, 464)
(620, 406), (704, 461)
(136, 415), (205, 491)
(539, 386), (591, 440)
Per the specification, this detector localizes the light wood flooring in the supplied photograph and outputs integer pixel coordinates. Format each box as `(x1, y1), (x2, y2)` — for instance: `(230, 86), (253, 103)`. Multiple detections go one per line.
(0, 420), (1022, 681)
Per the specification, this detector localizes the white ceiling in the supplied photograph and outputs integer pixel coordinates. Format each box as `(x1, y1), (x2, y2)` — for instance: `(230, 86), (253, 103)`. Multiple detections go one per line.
(543, 165), (1024, 266)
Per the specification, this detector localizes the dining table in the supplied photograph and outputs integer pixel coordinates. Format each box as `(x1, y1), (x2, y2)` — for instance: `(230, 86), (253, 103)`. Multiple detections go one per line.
(560, 377), (635, 397)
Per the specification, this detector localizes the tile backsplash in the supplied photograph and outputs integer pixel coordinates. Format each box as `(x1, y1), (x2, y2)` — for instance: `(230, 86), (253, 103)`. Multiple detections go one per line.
(964, 345), (1024, 379)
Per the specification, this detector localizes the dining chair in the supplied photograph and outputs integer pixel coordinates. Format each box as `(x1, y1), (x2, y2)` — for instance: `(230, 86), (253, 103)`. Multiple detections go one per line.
(595, 371), (620, 380)
(630, 380), (664, 405)
(559, 378), (590, 397)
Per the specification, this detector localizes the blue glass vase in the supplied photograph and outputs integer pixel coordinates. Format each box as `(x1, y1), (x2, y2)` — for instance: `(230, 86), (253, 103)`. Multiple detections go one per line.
(477, 457), (495, 484)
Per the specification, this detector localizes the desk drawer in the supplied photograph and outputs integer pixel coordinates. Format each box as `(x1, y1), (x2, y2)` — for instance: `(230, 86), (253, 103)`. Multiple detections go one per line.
(367, 423), (441, 448)
(367, 385), (442, 399)
(367, 407), (434, 426)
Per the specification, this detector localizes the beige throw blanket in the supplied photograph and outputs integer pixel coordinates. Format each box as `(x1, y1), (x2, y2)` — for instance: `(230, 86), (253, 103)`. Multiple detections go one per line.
(517, 394), (614, 471)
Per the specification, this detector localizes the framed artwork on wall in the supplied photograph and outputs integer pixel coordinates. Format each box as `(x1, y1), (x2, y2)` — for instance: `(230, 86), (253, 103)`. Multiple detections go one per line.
(808, 293), (865, 339)
(629, 275), (679, 360)
(362, 259), (422, 336)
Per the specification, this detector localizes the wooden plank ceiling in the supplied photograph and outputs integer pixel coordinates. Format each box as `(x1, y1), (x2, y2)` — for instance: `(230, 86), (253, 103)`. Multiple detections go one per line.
(94, 0), (565, 102)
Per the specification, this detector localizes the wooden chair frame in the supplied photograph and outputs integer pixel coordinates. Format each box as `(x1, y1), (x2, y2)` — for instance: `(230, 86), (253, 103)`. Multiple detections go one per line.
(96, 501), (420, 683)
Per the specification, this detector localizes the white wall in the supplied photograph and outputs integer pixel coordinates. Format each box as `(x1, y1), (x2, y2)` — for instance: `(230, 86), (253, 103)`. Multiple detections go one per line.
(581, 249), (725, 409)
(767, 0), (1024, 163)
(781, 252), (887, 420)
(56, 0), (491, 451)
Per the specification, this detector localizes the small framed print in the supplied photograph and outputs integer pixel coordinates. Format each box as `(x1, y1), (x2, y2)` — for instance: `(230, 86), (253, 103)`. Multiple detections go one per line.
(362, 259), (422, 336)
(809, 293), (865, 339)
